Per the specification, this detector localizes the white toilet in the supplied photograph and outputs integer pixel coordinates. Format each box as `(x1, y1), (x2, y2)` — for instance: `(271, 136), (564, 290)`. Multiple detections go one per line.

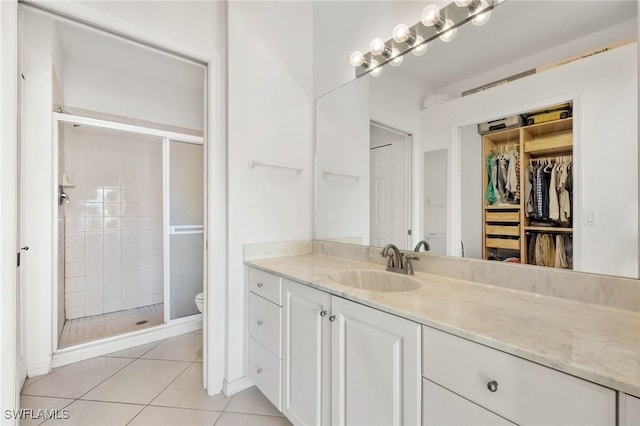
(195, 292), (204, 313)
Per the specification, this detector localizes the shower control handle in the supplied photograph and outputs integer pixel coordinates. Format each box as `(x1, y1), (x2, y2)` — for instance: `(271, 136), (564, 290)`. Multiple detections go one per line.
(21, 246), (29, 251)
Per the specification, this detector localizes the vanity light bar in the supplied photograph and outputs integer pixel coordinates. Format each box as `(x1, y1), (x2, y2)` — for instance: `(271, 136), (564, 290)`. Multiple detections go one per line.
(351, 0), (497, 77)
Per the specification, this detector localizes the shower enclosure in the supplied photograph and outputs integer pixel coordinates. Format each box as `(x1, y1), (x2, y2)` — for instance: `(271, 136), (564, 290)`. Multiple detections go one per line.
(54, 112), (204, 349)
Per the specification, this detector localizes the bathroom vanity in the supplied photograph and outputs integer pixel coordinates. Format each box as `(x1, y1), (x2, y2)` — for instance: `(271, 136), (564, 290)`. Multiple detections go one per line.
(245, 242), (639, 426)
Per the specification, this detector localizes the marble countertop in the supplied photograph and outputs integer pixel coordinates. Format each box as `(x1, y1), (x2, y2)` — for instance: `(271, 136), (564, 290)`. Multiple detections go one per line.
(246, 253), (640, 398)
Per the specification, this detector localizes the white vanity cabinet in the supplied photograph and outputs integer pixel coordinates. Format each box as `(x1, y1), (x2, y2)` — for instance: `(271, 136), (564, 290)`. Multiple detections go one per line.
(620, 393), (640, 426)
(281, 279), (421, 426)
(282, 279), (331, 425)
(422, 326), (616, 426)
(247, 267), (283, 410)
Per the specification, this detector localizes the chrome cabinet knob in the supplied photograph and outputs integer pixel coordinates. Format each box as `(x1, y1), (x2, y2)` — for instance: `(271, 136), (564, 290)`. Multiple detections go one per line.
(329, 315), (336, 322)
(487, 380), (498, 392)
(320, 310), (328, 317)
(257, 368), (263, 374)
(257, 321), (263, 326)
(257, 282), (263, 287)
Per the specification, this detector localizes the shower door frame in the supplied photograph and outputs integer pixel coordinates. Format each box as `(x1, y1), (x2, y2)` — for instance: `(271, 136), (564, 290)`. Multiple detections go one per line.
(52, 112), (205, 352)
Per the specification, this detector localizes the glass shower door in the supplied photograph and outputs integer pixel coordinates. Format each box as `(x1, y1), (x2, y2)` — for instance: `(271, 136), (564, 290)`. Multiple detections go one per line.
(166, 139), (204, 320)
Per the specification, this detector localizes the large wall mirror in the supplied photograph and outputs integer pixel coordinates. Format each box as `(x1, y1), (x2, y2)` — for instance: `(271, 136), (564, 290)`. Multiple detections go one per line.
(314, 0), (639, 279)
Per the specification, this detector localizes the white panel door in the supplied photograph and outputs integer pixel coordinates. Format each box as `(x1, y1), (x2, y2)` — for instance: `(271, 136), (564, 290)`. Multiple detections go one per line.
(282, 280), (331, 426)
(370, 145), (394, 248)
(331, 296), (421, 426)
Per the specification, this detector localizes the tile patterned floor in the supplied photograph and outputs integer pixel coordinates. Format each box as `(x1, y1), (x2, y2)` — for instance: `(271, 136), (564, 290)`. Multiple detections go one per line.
(59, 304), (165, 348)
(21, 330), (291, 426)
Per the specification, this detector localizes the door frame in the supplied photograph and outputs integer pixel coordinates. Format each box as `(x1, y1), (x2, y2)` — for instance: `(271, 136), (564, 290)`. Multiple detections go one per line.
(370, 121), (412, 250)
(52, 113), (204, 352)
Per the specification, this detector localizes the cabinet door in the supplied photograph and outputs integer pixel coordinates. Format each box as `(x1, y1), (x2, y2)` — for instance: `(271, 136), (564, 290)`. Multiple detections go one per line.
(620, 393), (640, 426)
(331, 296), (421, 426)
(423, 379), (516, 426)
(282, 280), (331, 426)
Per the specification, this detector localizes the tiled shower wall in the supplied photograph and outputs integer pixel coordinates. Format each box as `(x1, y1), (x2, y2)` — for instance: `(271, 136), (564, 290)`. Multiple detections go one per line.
(62, 125), (164, 319)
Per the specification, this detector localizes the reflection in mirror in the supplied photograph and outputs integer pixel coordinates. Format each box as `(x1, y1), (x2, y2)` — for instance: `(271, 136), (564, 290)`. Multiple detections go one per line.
(314, 1), (638, 278)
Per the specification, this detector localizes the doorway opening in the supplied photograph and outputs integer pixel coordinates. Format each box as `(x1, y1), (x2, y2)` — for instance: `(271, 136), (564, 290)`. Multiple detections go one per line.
(54, 114), (204, 349)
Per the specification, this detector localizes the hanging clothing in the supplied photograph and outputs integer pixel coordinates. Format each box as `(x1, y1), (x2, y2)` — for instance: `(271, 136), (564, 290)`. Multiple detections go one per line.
(525, 164), (534, 217)
(549, 164), (560, 221)
(506, 150), (520, 202)
(534, 165), (544, 219)
(554, 234), (569, 268)
(485, 153), (497, 205)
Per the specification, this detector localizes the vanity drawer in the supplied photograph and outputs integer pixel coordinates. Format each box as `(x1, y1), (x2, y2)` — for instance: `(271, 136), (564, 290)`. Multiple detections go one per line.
(248, 336), (282, 411)
(248, 292), (282, 357)
(248, 267), (282, 306)
(422, 326), (616, 425)
(423, 378), (515, 426)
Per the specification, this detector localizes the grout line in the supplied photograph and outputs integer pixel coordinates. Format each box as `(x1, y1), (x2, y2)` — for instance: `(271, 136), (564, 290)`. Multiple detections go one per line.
(74, 357), (137, 401)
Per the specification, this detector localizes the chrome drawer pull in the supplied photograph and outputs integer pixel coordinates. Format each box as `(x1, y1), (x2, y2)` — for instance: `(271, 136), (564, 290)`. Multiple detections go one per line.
(257, 321), (263, 326)
(487, 380), (498, 392)
(320, 310), (328, 317)
(257, 368), (263, 374)
(329, 315), (336, 322)
(257, 282), (263, 287)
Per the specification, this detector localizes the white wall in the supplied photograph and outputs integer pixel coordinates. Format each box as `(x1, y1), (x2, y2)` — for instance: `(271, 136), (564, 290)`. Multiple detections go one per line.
(18, 0), (227, 395)
(227, 1), (314, 392)
(420, 43), (638, 278)
(63, 60), (204, 131)
(315, 77), (370, 243)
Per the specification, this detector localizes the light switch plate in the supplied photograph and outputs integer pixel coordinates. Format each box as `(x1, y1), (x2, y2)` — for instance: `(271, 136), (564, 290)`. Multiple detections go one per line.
(584, 209), (598, 226)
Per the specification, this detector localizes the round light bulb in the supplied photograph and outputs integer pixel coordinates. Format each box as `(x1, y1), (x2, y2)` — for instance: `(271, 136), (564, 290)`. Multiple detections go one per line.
(389, 48), (403, 67)
(370, 38), (386, 56)
(439, 19), (457, 42)
(454, 0), (472, 6)
(421, 4), (440, 27)
(349, 51), (366, 67)
(412, 36), (428, 56)
(392, 23), (410, 43)
(472, 0), (491, 26)
(369, 59), (382, 77)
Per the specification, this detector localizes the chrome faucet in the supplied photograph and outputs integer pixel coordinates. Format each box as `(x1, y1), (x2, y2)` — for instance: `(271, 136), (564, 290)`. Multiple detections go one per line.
(380, 244), (419, 275)
(414, 239), (430, 252)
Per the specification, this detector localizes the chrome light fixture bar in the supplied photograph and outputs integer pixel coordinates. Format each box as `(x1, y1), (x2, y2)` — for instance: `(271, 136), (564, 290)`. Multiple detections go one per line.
(351, 0), (498, 77)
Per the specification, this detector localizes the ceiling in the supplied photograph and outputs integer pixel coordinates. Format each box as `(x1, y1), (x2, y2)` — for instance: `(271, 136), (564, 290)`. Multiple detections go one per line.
(380, 0), (638, 92)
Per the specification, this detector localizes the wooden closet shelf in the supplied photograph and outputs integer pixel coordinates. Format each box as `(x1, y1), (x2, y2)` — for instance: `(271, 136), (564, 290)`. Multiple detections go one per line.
(524, 131), (572, 154)
(525, 226), (573, 233)
(484, 205), (521, 210)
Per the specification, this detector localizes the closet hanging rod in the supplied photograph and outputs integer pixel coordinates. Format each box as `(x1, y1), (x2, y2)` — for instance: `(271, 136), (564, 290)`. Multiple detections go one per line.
(530, 154), (573, 163)
(248, 160), (304, 175)
(492, 143), (519, 152)
(322, 169), (361, 181)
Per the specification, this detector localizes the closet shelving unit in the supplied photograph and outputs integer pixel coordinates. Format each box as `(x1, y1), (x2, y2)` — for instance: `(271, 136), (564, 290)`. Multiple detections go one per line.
(481, 112), (573, 269)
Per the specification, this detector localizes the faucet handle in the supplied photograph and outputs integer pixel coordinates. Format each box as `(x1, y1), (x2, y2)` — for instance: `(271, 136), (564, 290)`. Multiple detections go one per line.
(404, 255), (419, 275)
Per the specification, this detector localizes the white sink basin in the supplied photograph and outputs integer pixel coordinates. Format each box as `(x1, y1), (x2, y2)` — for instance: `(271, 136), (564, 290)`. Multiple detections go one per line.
(327, 269), (421, 292)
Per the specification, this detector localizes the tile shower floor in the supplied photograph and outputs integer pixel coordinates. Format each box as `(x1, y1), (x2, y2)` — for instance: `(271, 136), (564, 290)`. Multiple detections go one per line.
(58, 304), (165, 348)
(22, 330), (291, 426)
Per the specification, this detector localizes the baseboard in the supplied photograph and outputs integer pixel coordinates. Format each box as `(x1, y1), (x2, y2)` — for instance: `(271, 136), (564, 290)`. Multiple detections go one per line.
(51, 315), (202, 369)
(222, 376), (253, 397)
(27, 360), (51, 378)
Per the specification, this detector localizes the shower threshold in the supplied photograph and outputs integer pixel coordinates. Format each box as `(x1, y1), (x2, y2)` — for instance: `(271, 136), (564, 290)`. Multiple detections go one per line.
(58, 303), (164, 348)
